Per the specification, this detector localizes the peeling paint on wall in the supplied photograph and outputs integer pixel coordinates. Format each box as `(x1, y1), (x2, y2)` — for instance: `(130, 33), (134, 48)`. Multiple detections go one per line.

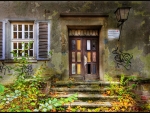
(125, 47), (143, 60)
(51, 52), (62, 74)
(79, 1), (92, 12)
(134, 10), (145, 16)
(140, 54), (150, 77)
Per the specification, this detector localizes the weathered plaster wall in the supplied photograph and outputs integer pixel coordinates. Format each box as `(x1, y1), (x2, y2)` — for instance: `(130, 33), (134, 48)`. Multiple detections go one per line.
(0, 1), (149, 84)
(106, 1), (150, 79)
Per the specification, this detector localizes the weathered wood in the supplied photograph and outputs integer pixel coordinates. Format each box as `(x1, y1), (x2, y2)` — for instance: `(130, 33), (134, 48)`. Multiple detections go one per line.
(38, 22), (49, 59)
(39, 49), (48, 52)
(39, 45), (48, 48)
(39, 42), (48, 45)
(39, 38), (47, 41)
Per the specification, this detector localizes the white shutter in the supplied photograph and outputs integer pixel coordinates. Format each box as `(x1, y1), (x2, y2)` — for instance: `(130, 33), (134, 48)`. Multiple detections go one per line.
(0, 21), (5, 60)
(37, 21), (50, 60)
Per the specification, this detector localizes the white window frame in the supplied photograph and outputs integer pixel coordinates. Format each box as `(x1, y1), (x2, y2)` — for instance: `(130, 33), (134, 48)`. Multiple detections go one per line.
(11, 22), (35, 59)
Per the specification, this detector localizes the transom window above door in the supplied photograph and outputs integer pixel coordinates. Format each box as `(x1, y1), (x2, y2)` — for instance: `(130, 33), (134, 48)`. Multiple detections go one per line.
(68, 29), (99, 36)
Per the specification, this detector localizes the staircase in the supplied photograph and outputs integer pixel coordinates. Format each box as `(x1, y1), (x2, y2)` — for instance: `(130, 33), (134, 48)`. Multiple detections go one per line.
(49, 80), (121, 111)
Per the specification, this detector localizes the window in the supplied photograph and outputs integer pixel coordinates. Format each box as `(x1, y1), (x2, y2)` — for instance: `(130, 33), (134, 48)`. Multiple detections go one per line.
(11, 22), (34, 58)
(0, 20), (51, 61)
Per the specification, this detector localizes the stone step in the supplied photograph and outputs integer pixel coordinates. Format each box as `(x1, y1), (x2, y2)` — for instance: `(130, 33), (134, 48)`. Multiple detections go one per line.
(52, 81), (120, 86)
(50, 87), (109, 92)
(63, 101), (112, 107)
(50, 80), (121, 109)
(49, 93), (120, 99)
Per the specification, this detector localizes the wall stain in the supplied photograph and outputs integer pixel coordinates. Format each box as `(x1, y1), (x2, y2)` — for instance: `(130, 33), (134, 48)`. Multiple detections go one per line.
(79, 1), (92, 12)
(140, 54), (150, 77)
(124, 47), (142, 60)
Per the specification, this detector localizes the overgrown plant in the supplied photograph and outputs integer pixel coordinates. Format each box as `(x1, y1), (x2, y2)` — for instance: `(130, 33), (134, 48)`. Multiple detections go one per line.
(0, 42), (79, 112)
(34, 93), (78, 112)
(104, 74), (138, 112)
(0, 42), (44, 111)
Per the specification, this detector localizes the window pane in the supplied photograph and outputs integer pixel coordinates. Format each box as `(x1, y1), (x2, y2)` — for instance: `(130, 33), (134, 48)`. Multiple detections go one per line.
(30, 50), (33, 57)
(72, 40), (76, 50)
(30, 43), (33, 49)
(25, 50), (28, 57)
(19, 43), (22, 49)
(25, 43), (28, 49)
(25, 32), (28, 39)
(25, 25), (28, 31)
(92, 52), (96, 62)
(13, 43), (17, 49)
(29, 32), (33, 38)
(13, 32), (17, 39)
(13, 50), (17, 57)
(77, 40), (81, 50)
(29, 25), (33, 31)
(13, 25), (17, 31)
(92, 64), (96, 74)
(87, 40), (91, 50)
(18, 50), (22, 56)
(77, 64), (81, 74)
(18, 32), (22, 39)
(87, 52), (91, 62)
(92, 40), (96, 50)
(77, 52), (81, 62)
(18, 25), (22, 31)
(72, 52), (75, 62)
(72, 63), (76, 74)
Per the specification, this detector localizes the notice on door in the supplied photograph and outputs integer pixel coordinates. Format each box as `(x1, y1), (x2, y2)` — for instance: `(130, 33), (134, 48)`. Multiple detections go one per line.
(108, 29), (120, 40)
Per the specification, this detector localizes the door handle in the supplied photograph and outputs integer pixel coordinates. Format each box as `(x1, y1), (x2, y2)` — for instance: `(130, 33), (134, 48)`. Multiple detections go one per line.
(84, 55), (87, 66)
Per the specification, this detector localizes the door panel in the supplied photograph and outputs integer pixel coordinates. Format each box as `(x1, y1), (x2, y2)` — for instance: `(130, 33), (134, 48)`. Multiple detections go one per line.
(69, 38), (83, 76)
(83, 38), (99, 81)
(69, 36), (99, 81)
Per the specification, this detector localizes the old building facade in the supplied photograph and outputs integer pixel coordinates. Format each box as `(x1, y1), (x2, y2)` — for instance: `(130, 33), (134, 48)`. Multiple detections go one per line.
(0, 1), (149, 84)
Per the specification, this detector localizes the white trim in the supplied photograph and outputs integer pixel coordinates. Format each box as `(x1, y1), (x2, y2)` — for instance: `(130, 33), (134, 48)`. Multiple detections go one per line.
(2, 21), (5, 59)
(36, 22), (39, 60)
(0, 21), (6, 60)
(48, 21), (51, 58)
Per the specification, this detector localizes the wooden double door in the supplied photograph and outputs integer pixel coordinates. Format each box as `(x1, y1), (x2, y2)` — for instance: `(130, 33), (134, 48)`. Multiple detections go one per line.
(69, 36), (99, 81)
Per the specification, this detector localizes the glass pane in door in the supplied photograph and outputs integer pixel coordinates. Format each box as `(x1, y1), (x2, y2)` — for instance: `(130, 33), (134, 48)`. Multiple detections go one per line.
(92, 64), (96, 74)
(87, 52), (91, 62)
(77, 52), (81, 62)
(72, 40), (76, 50)
(72, 63), (76, 74)
(92, 40), (96, 50)
(72, 52), (75, 62)
(77, 40), (81, 50)
(92, 52), (96, 62)
(77, 64), (81, 74)
(87, 40), (91, 50)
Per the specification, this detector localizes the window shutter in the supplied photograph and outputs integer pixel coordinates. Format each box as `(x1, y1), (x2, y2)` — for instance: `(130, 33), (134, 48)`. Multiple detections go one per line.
(0, 21), (5, 60)
(37, 21), (50, 60)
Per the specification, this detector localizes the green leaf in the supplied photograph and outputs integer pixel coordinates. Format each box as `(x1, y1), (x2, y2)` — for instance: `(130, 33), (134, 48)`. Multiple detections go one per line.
(0, 84), (4, 93)
(54, 103), (61, 107)
(33, 109), (39, 112)
(47, 105), (52, 110)
(42, 108), (47, 112)
(31, 102), (36, 106)
(25, 109), (31, 112)
(48, 100), (52, 104)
